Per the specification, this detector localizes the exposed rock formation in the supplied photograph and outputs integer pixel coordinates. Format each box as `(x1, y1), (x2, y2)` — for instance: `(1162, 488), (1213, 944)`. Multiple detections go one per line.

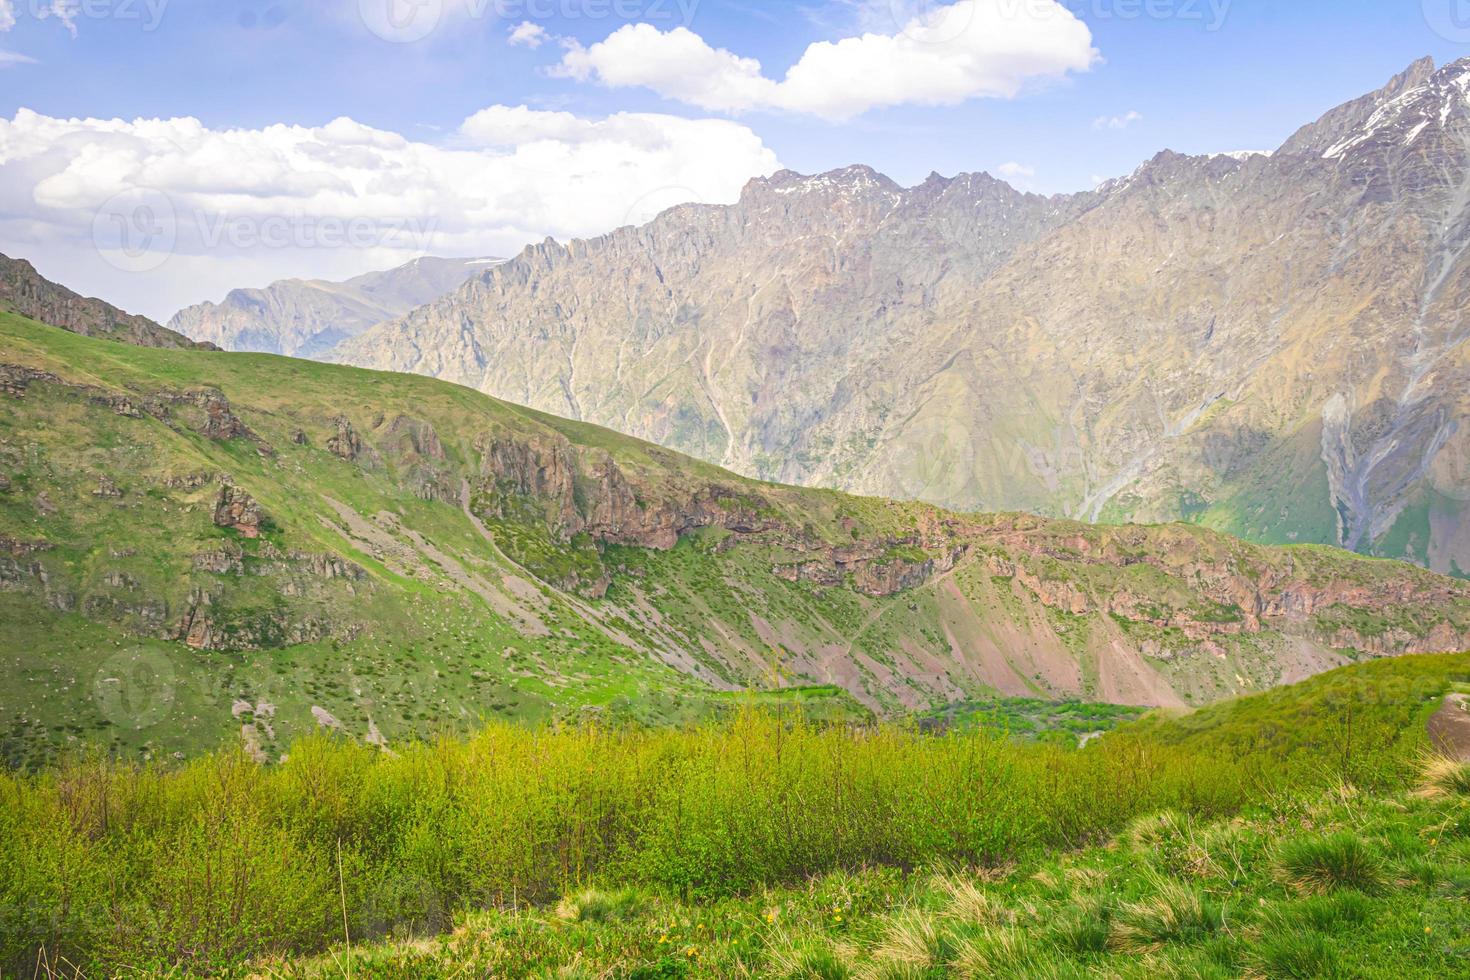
(1, 252), (215, 350)
(214, 484), (267, 538)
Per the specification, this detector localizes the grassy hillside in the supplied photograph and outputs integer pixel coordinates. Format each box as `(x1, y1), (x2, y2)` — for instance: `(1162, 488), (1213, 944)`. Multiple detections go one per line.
(2, 653), (1467, 976)
(3, 312), (1470, 766)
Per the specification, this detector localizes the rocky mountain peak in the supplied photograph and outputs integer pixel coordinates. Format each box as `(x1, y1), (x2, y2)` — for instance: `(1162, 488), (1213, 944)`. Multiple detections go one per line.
(1280, 56), (1442, 156)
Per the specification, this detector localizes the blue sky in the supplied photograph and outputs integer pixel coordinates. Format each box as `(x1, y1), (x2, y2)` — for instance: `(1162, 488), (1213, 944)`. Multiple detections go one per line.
(1, 0), (1467, 317)
(4, 0), (1464, 190)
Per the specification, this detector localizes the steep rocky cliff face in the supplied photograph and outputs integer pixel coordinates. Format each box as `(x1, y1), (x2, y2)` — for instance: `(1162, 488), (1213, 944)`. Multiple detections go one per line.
(167, 256), (503, 357)
(0, 252), (215, 351)
(332, 58), (1470, 578)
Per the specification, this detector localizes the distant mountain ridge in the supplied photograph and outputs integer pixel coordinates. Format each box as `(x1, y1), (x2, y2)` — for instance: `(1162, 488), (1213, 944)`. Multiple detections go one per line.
(0, 252), (214, 351)
(168, 255), (503, 357)
(331, 57), (1470, 578)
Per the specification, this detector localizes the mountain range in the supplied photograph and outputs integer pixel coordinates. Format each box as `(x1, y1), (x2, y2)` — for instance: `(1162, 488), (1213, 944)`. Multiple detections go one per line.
(3, 254), (1470, 763)
(167, 255), (502, 357)
(327, 57), (1470, 579)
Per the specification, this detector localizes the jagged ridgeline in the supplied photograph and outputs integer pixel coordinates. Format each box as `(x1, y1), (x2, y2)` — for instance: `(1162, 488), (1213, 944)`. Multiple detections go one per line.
(330, 58), (1470, 575)
(3, 309), (1470, 765)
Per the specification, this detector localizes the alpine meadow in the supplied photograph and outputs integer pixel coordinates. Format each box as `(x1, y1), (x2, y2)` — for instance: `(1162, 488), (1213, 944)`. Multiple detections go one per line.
(2, 1), (1470, 977)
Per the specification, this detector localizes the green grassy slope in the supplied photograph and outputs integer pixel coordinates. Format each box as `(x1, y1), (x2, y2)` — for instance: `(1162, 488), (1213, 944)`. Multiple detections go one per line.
(4, 653), (1469, 977)
(3, 311), (1470, 766)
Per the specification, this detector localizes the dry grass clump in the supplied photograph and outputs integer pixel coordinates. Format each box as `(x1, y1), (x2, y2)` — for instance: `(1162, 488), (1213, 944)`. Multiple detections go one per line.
(952, 926), (1037, 978)
(1108, 873), (1223, 953)
(1412, 754), (1470, 800)
(936, 877), (1007, 926)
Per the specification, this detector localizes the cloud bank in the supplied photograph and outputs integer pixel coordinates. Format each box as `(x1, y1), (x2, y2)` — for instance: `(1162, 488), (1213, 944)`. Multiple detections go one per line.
(0, 106), (780, 319)
(554, 0), (1098, 120)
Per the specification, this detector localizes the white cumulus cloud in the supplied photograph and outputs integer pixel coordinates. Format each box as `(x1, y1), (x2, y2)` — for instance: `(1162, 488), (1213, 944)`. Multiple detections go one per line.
(0, 106), (780, 319)
(1093, 110), (1143, 131)
(507, 21), (549, 48)
(0, 1), (16, 31)
(553, 0), (1098, 121)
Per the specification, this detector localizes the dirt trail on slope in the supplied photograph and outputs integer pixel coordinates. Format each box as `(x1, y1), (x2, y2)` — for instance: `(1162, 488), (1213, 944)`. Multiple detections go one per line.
(1428, 693), (1470, 761)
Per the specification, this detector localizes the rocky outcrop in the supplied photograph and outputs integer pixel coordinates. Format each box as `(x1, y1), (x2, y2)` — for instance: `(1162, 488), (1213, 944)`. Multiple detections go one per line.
(969, 517), (1470, 655)
(0, 364), (61, 397)
(194, 391), (251, 441)
(213, 484), (267, 538)
(92, 476), (123, 499)
(327, 416), (365, 462)
(474, 429), (953, 597)
(1, 252), (216, 350)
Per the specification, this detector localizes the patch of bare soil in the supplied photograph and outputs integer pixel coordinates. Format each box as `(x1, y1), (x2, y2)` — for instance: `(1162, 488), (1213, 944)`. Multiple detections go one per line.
(1428, 693), (1470, 761)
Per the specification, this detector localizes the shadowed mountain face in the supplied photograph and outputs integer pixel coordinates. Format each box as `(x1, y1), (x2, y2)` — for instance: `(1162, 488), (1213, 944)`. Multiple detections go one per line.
(168, 256), (503, 357)
(0, 252), (214, 351)
(331, 58), (1470, 578)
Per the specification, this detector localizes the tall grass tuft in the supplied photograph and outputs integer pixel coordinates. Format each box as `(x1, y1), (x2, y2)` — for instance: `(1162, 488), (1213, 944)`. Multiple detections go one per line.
(554, 888), (648, 923)
(1108, 873), (1223, 953)
(1412, 754), (1470, 800)
(770, 939), (853, 980)
(1253, 928), (1343, 978)
(871, 910), (957, 969)
(952, 926), (1037, 977)
(1273, 833), (1385, 895)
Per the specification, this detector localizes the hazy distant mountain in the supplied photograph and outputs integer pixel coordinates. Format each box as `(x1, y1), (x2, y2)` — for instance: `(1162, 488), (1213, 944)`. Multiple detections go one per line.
(0, 252), (214, 351)
(168, 256), (503, 357)
(332, 58), (1470, 576)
